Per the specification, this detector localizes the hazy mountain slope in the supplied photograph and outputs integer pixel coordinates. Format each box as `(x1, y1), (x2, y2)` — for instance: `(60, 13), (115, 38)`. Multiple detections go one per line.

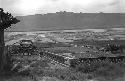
(6, 13), (125, 31)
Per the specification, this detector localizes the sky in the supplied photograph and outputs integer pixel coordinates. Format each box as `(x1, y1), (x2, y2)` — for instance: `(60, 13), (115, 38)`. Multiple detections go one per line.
(0, 0), (125, 16)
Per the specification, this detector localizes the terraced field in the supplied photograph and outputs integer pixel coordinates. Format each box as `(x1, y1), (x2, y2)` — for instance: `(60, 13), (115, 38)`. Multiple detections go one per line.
(3, 28), (125, 81)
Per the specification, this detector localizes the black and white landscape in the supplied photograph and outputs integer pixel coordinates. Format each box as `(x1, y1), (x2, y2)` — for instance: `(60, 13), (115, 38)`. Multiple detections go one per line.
(1, 0), (125, 81)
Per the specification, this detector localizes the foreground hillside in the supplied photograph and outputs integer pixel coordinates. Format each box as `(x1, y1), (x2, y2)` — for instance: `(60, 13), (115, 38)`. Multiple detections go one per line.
(2, 28), (125, 81)
(6, 12), (125, 31)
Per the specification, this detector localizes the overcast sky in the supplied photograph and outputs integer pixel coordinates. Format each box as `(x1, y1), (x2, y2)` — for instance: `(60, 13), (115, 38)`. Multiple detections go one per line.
(0, 0), (125, 16)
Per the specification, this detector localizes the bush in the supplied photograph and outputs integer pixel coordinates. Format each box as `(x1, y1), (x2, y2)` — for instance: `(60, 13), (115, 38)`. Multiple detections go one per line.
(94, 63), (125, 79)
(71, 59), (125, 81)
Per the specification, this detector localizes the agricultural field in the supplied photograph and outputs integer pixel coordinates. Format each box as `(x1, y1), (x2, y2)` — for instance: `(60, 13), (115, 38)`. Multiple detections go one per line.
(2, 28), (125, 81)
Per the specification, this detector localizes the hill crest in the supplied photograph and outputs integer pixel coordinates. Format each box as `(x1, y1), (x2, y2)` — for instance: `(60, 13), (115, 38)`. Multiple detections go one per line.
(6, 13), (125, 31)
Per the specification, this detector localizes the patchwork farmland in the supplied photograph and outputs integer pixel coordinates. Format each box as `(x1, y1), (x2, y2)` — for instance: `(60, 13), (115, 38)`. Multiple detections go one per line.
(3, 28), (125, 81)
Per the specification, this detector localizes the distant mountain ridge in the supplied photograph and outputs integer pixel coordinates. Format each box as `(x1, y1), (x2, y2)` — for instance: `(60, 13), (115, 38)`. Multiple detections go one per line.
(6, 12), (125, 31)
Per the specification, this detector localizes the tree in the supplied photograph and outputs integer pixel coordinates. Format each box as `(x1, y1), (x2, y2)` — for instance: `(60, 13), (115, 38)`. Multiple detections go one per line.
(0, 8), (20, 72)
(105, 44), (123, 54)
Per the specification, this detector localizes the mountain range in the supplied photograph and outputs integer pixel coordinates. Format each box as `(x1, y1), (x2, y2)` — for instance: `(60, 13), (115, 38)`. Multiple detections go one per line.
(5, 12), (125, 31)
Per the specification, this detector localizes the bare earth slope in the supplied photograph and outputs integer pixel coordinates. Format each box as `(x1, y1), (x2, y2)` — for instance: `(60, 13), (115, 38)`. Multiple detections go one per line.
(6, 13), (125, 31)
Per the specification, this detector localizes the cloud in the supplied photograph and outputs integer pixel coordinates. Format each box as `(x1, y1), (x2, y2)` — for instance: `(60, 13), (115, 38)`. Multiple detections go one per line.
(0, 0), (1, 7)
(49, 0), (59, 1)
(109, 0), (118, 6)
(1, 0), (124, 16)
